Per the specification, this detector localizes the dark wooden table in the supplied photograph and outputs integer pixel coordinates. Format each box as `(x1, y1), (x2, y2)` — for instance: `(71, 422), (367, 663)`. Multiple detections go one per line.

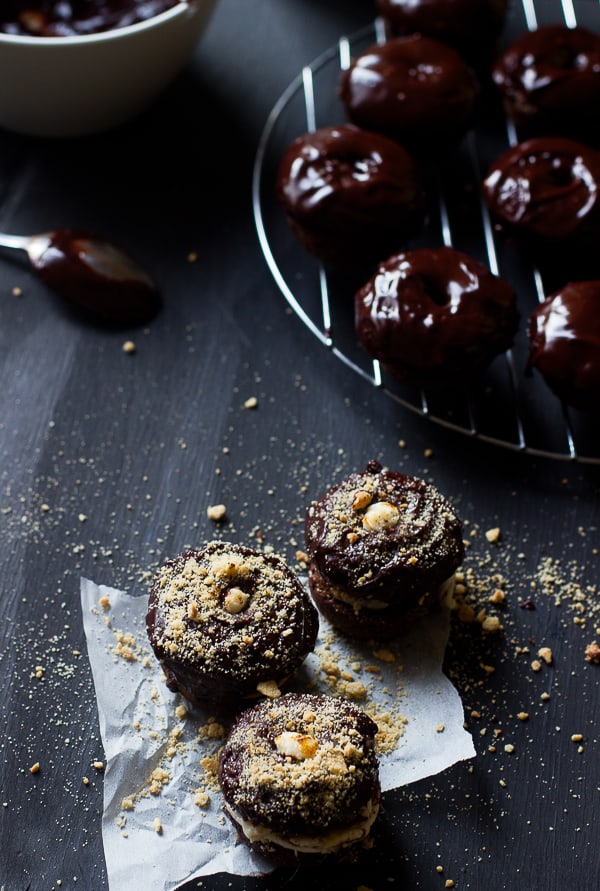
(1, 2), (599, 890)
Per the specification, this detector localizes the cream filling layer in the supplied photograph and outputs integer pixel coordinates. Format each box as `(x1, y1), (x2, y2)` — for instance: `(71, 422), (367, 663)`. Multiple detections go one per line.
(225, 796), (379, 855)
(333, 572), (457, 613)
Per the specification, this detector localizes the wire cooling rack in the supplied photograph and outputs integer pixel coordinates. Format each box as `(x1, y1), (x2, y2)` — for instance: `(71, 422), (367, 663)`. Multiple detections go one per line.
(253, 0), (600, 464)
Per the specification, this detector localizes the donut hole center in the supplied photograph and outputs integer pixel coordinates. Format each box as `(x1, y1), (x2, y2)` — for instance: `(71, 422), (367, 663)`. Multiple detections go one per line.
(420, 274), (450, 306)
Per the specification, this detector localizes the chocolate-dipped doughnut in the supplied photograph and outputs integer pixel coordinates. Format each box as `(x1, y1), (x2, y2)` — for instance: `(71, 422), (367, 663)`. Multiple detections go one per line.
(218, 692), (380, 863)
(276, 123), (424, 268)
(492, 25), (600, 147)
(146, 541), (319, 711)
(527, 280), (600, 411)
(338, 35), (479, 157)
(483, 137), (600, 271)
(354, 246), (519, 390)
(304, 460), (464, 639)
(376, 0), (508, 65)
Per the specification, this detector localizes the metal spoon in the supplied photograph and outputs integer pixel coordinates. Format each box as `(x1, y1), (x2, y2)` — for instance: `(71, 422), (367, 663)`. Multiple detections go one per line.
(0, 228), (161, 326)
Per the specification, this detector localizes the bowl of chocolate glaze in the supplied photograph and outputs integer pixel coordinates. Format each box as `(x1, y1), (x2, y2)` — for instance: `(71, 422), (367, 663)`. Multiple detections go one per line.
(0, 0), (219, 138)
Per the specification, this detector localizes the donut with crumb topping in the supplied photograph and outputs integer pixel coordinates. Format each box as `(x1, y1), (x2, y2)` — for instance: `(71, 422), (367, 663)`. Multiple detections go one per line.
(218, 692), (380, 864)
(146, 541), (319, 711)
(304, 461), (464, 639)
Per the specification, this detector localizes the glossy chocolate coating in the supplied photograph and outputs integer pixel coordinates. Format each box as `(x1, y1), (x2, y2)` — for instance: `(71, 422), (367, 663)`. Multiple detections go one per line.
(492, 25), (600, 146)
(218, 692), (380, 862)
(276, 123), (424, 267)
(32, 228), (161, 326)
(146, 542), (319, 711)
(376, 0), (508, 62)
(527, 281), (600, 411)
(483, 138), (600, 264)
(339, 35), (479, 156)
(355, 247), (519, 389)
(307, 562), (443, 640)
(305, 460), (464, 606)
(0, 0), (179, 36)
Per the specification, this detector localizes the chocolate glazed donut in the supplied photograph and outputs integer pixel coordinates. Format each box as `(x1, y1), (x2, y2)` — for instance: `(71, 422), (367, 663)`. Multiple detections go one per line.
(527, 281), (600, 411)
(146, 541), (319, 711)
(483, 137), (600, 275)
(492, 25), (600, 147)
(276, 123), (424, 268)
(376, 0), (509, 65)
(218, 692), (381, 864)
(354, 246), (519, 389)
(304, 460), (464, 638)
(339, 35), (479, 157)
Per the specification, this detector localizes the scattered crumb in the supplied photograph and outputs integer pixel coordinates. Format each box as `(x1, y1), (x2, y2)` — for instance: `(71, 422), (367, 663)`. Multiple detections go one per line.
(485, 527), (501, 544)
(122, 340), (136, 354)
(243, 396), (258, 409)
(206, 503), (227, 522)
(584, 641), (600, 663)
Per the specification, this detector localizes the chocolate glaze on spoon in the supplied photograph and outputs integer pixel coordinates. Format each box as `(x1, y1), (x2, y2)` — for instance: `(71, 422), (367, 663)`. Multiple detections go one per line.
(0, 227), (161, 326)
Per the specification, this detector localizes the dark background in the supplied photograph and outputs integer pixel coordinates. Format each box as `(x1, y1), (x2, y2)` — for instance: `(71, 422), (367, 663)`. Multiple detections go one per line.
(1, 2), (599, 890)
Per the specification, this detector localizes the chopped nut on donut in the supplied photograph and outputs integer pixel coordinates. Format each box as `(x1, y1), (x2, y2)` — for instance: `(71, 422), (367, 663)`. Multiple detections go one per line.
(362, 501), (400, 531)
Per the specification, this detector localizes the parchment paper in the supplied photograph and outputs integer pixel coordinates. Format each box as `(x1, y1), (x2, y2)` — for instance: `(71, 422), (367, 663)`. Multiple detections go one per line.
(81, 576), (475, 890)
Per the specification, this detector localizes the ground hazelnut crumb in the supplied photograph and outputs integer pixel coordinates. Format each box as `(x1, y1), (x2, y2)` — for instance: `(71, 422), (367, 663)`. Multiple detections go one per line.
(243, 396), (258, 409)
(504, 744), (515, 753)
(122, 340), (136, 354)
(256, 679), (281, 699)
(541, 692), (550, 701)
(93, 761), (104, 770)
(517, 712), (529, 722)
(571, 733), (583, 743)
(206, 503), (227, 522)
(153, 817), (162, 834)
(584, 641), (600, 663)
(489, 589), (505, 604)
(436, 865), (444, 873)
(122, 797), (134, 811)
(445, 881), (455, 889)
(12, 286), (23, 296)
(485, 527), (501, 543)
(538, 646), (553, 665)
(531, 659), (542, 672)
(195, 789), (210, 808)
(481, 615), (502, 633)
(99, 595), (111, 610)
(30, 762), (40, 774)
(83, 776), (89, 785)
(372, 647), (396, 663)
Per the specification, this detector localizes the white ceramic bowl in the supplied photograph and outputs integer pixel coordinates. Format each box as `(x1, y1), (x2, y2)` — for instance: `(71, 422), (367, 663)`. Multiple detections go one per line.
(0, 0), (218, 138)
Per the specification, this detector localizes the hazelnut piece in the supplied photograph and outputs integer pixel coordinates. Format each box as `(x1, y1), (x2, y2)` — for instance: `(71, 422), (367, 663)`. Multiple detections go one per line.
(275, 731), (318, 760)
(223, 587), (250, 614)
(362, 501), (400, 531)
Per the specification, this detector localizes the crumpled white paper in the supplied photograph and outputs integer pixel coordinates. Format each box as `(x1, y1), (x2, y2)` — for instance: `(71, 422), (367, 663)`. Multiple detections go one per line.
(81, 576), (475, 891)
